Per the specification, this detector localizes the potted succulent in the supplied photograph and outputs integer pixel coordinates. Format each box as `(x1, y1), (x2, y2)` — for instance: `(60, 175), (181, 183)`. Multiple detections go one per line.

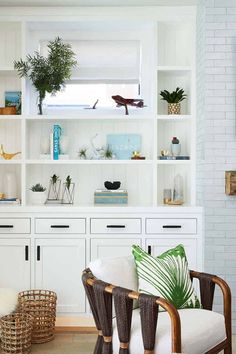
(160, 87), (187, 115)
(14, 37), (77, 115)
(30, 183), (46, 205)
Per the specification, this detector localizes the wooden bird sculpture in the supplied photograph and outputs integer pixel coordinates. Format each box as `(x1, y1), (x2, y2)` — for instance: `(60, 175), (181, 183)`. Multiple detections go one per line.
(0, 144), (21, 160)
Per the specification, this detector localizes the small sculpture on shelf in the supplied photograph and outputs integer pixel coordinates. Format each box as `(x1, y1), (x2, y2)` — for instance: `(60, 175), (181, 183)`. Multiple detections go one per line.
(0, 144), (21, 160)
(160, 87), (187, 115)
(61, 175), (75, 204)
(45, 174), (61, 204)
(131, 151), (146, 160)
(84, 99), (99, 110)
(112, 95), (145, 115)
(104, 181), (121, 190)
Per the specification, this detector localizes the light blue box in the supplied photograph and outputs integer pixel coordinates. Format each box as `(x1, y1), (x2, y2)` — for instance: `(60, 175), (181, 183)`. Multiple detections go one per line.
(106, 134), (141, 160)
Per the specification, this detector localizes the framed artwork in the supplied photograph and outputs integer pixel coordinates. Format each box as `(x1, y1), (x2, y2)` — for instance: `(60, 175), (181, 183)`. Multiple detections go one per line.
(106, 134), (141, 159)
(5, 91), (21, 115)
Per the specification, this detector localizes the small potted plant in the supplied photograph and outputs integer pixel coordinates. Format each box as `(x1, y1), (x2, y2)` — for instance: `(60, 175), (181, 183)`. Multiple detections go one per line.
(78, 147), (88, 160)
(61, 175), (75, 204)
(46, 174), (61, 202)
(30, 183), (46, 205)
(160, 87), (187, 115)
(101, 145), (114, 160)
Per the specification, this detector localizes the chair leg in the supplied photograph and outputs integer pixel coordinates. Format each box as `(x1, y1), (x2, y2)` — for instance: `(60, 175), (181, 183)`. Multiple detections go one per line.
(224, 345), (232, 354)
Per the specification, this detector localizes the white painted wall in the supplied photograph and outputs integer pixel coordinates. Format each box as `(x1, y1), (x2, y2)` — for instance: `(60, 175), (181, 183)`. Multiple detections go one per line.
(197, 0), (236, 333)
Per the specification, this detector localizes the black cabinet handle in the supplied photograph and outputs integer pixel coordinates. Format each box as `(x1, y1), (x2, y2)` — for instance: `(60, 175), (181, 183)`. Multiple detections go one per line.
(50, 225), (70, 228)
(106, 225), (126, 228)
(0, 225), (14, 228)
(148, 245), (152, 255)
(25, 246), (29, 261)
(37, 246), (40, 261)
(162, 225), (182, 229)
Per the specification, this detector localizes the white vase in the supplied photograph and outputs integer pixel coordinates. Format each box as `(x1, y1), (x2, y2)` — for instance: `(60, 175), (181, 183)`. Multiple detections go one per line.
(60, 136), (69, 155)
(40, 136), (50, 154)
(171, 143), (181, 156)
(30, 191), (46, 205)
(4, 172), (17, 199)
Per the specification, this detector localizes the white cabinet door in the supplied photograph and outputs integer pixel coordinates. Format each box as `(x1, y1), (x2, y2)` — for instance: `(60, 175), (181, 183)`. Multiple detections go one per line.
(145, 238), (197, 269)
(35, 238), (86, 314)
(90, 238), (141, 261)
(0, 239), (31, 291)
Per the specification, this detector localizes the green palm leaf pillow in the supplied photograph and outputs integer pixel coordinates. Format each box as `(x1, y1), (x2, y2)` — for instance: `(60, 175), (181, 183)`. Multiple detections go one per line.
(132, 244), (201, 309)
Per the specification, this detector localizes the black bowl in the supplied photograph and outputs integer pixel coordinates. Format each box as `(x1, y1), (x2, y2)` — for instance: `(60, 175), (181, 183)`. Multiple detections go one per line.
(104, 181), (121, 190)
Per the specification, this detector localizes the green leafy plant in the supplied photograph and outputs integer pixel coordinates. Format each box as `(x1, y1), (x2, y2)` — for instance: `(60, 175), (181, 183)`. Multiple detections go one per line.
(66, 175), (72, 190)
(30, 183), (46, 192)
(160, 87), (187, 104)
(102, 145), (113, 160)
(14, 37), (77, 114)
(78, 148), (87, 159)
(51, 174), (59, 184)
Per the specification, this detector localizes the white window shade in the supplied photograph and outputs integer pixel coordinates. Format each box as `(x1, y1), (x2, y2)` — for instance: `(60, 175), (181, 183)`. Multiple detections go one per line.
(40, 40), (141, 83)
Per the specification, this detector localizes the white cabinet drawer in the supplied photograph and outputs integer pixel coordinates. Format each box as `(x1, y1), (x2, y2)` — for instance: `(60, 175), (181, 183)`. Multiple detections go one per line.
(35, 218), (86, 234)
(145, 238), (197, 269)
(146, 218), (197, 235)
(0, 218), (30, 234)
(90, 218), (141, 234)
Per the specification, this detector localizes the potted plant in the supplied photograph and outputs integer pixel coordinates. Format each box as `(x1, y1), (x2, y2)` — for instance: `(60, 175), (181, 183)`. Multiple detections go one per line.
(30, 183), (46, 205)
(78, 147), (88, 160)
(46, 174), (61, 202)
(101, 145), (114, 160)
(14, 37), (77, 115)
(160, 87), (187, 115)
(61, 175), (75, 204)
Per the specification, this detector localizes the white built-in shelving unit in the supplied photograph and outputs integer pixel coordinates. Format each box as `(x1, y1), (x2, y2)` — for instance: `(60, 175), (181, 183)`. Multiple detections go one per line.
(0, 11), (196, 208)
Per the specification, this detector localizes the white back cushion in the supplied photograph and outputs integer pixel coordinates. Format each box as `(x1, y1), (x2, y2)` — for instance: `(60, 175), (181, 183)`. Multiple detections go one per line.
(89, 255), (138, 292)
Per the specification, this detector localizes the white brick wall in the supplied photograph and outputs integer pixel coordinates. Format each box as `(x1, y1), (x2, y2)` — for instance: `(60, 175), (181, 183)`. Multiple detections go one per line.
(197, 0), (236, 333)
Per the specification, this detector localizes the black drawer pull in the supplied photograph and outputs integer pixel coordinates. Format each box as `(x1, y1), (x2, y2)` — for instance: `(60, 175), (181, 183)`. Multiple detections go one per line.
(25, 245), (29, 261)
(37, 245), (40, 261)
(106, 225), (126, 228)
(0, 225), (14, 228)
(50, 225), (70, 228)
(162, 225), (182, 229)
(148, 245), (152, 255)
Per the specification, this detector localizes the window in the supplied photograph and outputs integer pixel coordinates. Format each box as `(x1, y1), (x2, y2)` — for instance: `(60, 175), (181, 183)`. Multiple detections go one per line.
(41, 39), (141, 109)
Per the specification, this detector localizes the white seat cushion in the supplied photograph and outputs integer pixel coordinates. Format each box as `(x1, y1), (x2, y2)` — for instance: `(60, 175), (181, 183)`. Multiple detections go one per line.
(89, 255), (138, 292)
(112, 308), (226, 354)
(0, 288), (18, 317)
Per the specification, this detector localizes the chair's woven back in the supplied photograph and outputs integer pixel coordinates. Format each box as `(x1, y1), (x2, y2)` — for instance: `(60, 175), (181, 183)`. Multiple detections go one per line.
(82, 268), (159, 354)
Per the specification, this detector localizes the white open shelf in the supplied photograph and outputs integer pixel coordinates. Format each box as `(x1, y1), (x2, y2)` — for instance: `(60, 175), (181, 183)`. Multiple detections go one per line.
(0, 18), (196, 208)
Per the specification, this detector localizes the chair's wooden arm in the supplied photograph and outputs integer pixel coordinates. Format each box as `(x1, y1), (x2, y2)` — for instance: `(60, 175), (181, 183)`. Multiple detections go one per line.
(190, 270), (231, 342)
(84, 268), (181, 354)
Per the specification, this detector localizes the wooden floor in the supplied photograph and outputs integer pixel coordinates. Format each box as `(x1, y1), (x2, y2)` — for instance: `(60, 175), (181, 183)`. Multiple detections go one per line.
(31, 333), (97, 354)
(0, 333), (235, 353)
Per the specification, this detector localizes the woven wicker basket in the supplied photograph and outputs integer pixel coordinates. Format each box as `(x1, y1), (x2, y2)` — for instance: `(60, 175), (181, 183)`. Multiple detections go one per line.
(1, 312), (33, 354)
(18, 290), (57, 344)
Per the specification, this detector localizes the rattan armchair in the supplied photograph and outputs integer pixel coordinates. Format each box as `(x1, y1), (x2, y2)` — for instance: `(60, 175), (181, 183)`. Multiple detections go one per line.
(82, 268), (231, 354)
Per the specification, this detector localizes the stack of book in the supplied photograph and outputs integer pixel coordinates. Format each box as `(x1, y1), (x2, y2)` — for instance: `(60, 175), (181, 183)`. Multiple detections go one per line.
(0, 198), (20, 205)
(94, 190), (128, 205)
